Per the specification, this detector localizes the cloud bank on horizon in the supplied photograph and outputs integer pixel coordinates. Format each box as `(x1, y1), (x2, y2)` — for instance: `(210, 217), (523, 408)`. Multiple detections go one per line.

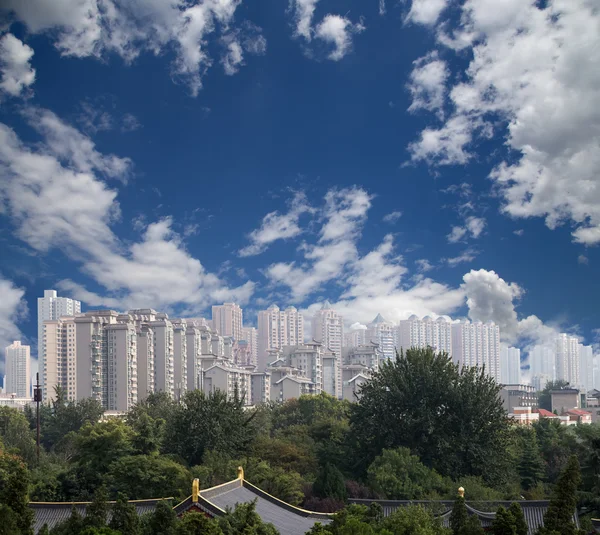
(0, 0), (598, 363)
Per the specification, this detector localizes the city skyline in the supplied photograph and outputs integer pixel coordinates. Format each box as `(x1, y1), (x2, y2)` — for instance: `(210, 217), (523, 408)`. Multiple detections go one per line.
(0, 1), (599, 392)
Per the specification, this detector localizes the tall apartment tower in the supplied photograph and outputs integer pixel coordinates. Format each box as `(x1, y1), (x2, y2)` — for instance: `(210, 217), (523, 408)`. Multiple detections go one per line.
(365, 314), (395, 360)
(241, 327), (258, 366)
(529, 345), (555, 380)
(149, 314), (175, 397)
(42, 316), (77, 401)
(555, 334), (580, 386)
(580, 344), (594, 392)
(257, 305), (304, 371)
(136, 324), (155, 402)
(211, 303), (243, 340)
(172, 320), (188, 400)
(500, 346), (521, 385)
(106, 319), (138, 411)
(312, 301), (344, 357)
(451, 321), (501, 381)
(396, 315), (452, 356)
(344, 328), (366, 348)
(4, 341), (31, 398)
(38, 290), (81, 392)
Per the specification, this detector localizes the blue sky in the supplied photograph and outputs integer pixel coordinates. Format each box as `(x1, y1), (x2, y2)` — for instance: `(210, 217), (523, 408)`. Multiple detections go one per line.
(0, 0), (598, 370)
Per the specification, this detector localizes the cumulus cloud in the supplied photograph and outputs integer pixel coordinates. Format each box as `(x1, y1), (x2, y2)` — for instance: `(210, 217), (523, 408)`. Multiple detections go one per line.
(221, 24), (267, 75)
(0, 0), (264, 96)
(448, 216), (486, 243)
(0, 109), (254, 312)
(407, 52), (448, 117)
(0, 277), (27, 371)
(239, 192), (314, 257)
(0, 33), (35, 98)
(383, 210), (402, 223)
(289, 0), (364, 60)
(445, 248), (478, 267)
(409, 0), (600, 245)
(406, 0), (450, 25)
(578, 254), (589, 265)
(415, 259), (434, 272)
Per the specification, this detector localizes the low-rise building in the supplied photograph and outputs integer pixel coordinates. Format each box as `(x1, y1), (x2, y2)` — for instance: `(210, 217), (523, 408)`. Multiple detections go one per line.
(550, 388), (581, 414)
(562, 408), (592, 425)
(508, 406), (539, 425)
(500, 384), (537, 413)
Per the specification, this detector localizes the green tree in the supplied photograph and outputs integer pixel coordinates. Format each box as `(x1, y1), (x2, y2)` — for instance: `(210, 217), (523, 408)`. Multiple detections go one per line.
(449, 496), (469, 535)
(350, 348), (511, 483)
(38, 525), (50, 535)
(0, 407), (37, 466)
(0, 504), (20, 535)
(313, 463), (347, 501)
(491, 507), (517, 535)
(85, 486), (109, 528)
(142, 500), (177, 535)
(0, 447), (34, 534)
(108, 493), (140, 534)
(508, 503), (528, 535)
(218, 501), (279, 535)
(164, 390), (255, 465)
(175, 512), (223, 535)
(518, 428), (545, 491)
(49, 505), (84, 535)
(367, 448), (447, 500)
(79, 528), (121, 535)
(107, 454), (191, 500)
(380, 505), (449, 535)
(538, 455), (582, 535)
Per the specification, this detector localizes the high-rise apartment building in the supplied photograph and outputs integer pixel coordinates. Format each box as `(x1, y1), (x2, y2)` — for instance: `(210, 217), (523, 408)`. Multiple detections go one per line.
(38, 290), (81, 392)
(529, 345), (555, 380)
(4, 341), (30, 398)
(42, 316), (77, 401)
(106, 320), (138, 411)
(395, 315), (452, 356)
(500, 346), (521, 385)
(579, 344), (593, 392)
(555, 334), (580, 386)
(257, 305), (304, 371)
(136, 324), (155, 402)
(451, 321), (501, 381)
(313, 302), (344, 357)
(173, 320), (188, 400)
(211, 303), (244, 340)
(344, 328), (366, 348)
(241, 327), (258, 366)
(149, 314), (175, 397)
(365, 314), (395, 360)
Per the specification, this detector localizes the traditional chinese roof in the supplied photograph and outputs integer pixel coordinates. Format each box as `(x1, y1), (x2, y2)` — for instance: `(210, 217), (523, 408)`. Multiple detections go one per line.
(563, 408), (591, 417)
(349, 499), (579, 535)
(537, 408), (559, 418)
(29, 498), (170, 534)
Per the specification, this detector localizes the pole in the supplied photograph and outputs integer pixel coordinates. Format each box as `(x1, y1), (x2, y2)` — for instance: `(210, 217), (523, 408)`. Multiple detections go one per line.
(34, 372), (41, 465)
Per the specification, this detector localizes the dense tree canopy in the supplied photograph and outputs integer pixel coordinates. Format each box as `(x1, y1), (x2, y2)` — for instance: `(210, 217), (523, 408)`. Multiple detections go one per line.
(350, 348), (511, 483)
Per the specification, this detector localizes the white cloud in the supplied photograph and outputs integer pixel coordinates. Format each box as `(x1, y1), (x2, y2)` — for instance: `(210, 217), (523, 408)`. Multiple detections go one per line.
(0, 33), (35, 98)
(0, 109), (254, 312)
(221, 25), (267, 76)
(315, 15), (365, 61)
(462, 268), (558, 347)
(379, 0), (386, 16)
(289, 0), (364, 61)
(578, 254), (589, 265)
(222, 38), (244, 75)
(513, 229), (524, 237)
(0, 277), (27, 371)
(410, 0), (600, 244)
(383, 210), (402, 223)
(121, 113), (141, 132)
(445, 248), (478, 267)
(239, 192), (314, 257)
(466, 216), (485, 238)
(447, 226), (467, 243)
(415, 258), (434, 272)
(407, 52), (448, 117)
(406, 0), (449, 25)
(290, 0), (319, 40)
(1, 0), (264, 96)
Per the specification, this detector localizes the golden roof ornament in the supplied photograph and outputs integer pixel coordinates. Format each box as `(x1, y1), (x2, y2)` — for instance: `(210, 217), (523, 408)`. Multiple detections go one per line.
(458, 486), (465, 498)
(192, 478), (199, 503)
(237, 466), (244, 480)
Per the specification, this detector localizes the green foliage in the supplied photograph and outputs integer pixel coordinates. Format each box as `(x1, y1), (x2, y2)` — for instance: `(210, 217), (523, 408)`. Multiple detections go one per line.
(108, 493), (140, 534)
(218, 500), (279, 535)
(143, 500), (177, 535)
(313, 463), (348, 501)
(0, 504), (21, 535)
(350, 348), (511, 483)
(0, 447), (34, 534)
(539, 456), (582, 535)
(367, 448), (447, 500)
(175, 512), (223, 535)
(508, 503), (528, 535)
(491, 506), (517, 535)
(0, 407), (37, 466)
(517, 428), (545, 491)
(164, 390), (255, 465)
(49, 505), (84, 535)
(379, 505), (449, 534)
(85, 486), (109, 528)
(79, 528), (121, 535)
(107, 454), (191, 500)
(449, 496), (469, 535)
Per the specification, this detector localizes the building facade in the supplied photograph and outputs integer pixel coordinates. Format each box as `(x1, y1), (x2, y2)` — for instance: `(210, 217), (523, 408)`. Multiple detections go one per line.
(211, 303), (243, 341)
(241, 327), (258, 367)
(451, 321), (501, 381)
(257, 305), (304, 371)
(555, 334), (580, 386)
(395, 315), (452, 356)
(500, 346), (521, 385)
(313, 302), (344, 358)
(4, 341), (30, 398)
(38, 290), (81, 394)
(365, 314), (395, 360)
(580, 344), (594, 392)
(529, 345), (555, 380)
